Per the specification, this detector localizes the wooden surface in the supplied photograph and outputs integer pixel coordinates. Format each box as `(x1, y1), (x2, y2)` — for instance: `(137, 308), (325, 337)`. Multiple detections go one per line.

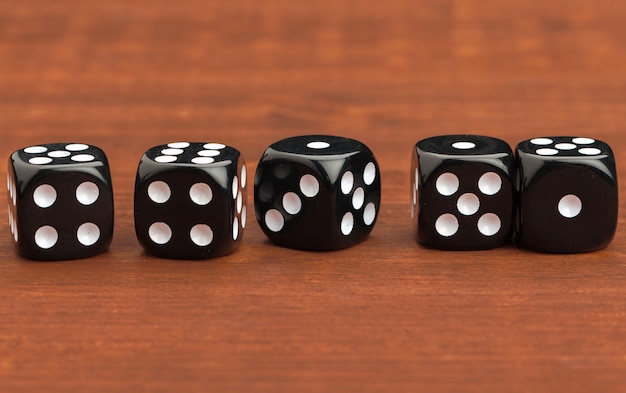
(1, 0), (626, 391)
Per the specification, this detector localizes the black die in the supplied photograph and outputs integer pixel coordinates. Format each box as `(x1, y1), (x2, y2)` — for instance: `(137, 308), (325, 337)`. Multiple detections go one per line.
(412, 135), (515, 250)
(516, 137), (618, 253)
(254, 135), (381, 251)
(7, 143), (114, 260)
(134, 142), (246, 259)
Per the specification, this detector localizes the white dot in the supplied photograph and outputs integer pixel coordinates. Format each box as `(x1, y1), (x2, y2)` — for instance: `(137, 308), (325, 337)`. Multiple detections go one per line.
(48, 150), (71, 158)
(364, 162), (376, 185)
(190, 224), (213, 246)
(555, 143), (576, 150)
(65, 144), (89, 151)
(148, 181), (171, 203)
(191, 157), (214, 164)
(265, 209), (285, 232)
(414, 168), (419, 190)
(307, 141), (330, 149)
(478, 172), (502, 195)
(33, 184), (57, 208)
(76, 182), (99, 205)
(197, 150), (220, 157)
(456, 193), (480, 216)
(77, 222), (100, 246)
(241, 165), (247, 188)
(6, 174), (10, 191)
(477, 213), (501, 236)
(29, 157), (52, 165)
(282, 192), (302, 215)
(34, 226), (58, 249)
(558, 194), (582, 218)
(530, 138), (553, 145)
(155, 155), (177, 163)
(435, 214), (459, 237)
(149, 222), (172, 244)
(436, 173), (459, 196)
(24, 146), (48, 154)
(237, 191), (243, 213)
(363, 203), (376, 226)
(13, 219), (18, 242)
(452, 141), (475, 149)
(579, 148), (601, 155)
(204, 143), (226, 150)
(71, 154), (95, 162)
(352, 187), (365, 210)
(299, 174), (319, 197)
(233, 218), (239, 240)
(536, 148), (559, 156)
(232, 177), (238, 199)
(341, 212), (354, 235)
(573, 137), (595, 145)
(341, 171), (354, 194)
(161, 148), (184, 155)
(168, 142), (189, 149)
(241, 206), (247, 228)
(11, 182), (16, 205)
(189, 183), (212, 205)
(412, 186), (417, 206)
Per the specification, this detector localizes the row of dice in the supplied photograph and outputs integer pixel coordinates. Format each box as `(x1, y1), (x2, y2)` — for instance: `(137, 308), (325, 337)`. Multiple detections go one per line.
(6, 136), (380, 260)
(6, 134), (617, 260)
(411, 135), (618, 253)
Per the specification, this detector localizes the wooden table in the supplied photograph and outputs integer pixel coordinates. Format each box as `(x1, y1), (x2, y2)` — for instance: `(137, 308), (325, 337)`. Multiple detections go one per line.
(1, 0), (625, 391)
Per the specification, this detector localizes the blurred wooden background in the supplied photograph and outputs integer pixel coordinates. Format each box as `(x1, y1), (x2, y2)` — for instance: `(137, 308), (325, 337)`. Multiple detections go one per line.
(1, 0), (625, 391)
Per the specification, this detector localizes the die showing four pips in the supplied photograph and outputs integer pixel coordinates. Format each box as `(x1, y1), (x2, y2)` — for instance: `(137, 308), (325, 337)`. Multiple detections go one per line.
(8, 143), (114, 260)
(6, 135), (619, 260)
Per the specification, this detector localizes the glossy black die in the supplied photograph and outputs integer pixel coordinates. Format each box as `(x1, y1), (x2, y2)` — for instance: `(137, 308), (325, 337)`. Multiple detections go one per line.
(134, 142), (246, 259)
(412, 135), (515, 250)
(516, 137), (618, 253)
(7, 143), (114, 260)
(254, 135), (381, 251)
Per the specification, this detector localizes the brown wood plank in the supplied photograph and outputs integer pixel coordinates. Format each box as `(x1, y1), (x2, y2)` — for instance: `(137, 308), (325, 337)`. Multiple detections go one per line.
(1, 1), (625, 391)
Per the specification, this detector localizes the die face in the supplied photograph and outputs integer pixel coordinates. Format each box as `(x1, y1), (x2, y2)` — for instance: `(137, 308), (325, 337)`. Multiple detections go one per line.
(8, 143), (114, 260)
(516, 137), (618, 253)
(254, 135), (381, 251)
(134, 142), (246, 259)
(12, 143), (112, 190)
(412, 135), (515, 250)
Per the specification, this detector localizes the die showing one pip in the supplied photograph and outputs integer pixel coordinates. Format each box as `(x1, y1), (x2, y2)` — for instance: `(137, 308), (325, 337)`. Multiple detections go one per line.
(516, 137), (618, 253)
(134, 142), (246, 259)
(254, 135), (380, 251)
(7, 143), (114, 260)
(412, 135), (515, 250)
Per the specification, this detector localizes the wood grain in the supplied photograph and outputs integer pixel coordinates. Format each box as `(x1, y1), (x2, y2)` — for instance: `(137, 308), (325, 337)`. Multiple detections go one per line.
(1, 0), (625, 391)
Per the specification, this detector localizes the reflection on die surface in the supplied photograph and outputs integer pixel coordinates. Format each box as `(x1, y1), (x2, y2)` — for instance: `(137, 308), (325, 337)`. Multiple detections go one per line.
(254, 135), (381, 251)
(134, 142), (246, 259)
(516, 137), (618, 253)
(412, 135), (516, 250)
(7, 143), (114, 260)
